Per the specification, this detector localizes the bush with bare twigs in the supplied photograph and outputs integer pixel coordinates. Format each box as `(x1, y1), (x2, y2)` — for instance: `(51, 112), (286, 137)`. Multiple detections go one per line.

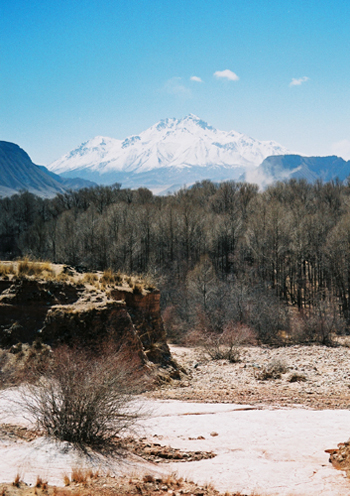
(201, 323), (256, 363)
(20, 343), (148, 449)
(255, 358), (288, 380)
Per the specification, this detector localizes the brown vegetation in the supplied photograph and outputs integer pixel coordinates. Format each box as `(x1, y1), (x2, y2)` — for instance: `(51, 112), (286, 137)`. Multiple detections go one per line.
(2, 180), (348, 345)
(21, 343), (148, 449)
(198, 324), (256, 363)
(0, 262), (176, 377)
(0, 473), (259, 496)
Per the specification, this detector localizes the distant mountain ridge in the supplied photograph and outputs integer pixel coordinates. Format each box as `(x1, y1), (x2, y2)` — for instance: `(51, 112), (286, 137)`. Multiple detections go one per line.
(48, 114), (288, 193)
(249, 154), (350, 187)
(0, 141), (96, 198)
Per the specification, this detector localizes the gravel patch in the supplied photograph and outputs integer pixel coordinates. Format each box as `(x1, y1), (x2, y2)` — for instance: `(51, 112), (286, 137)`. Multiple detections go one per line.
(146, 344), (350, 409)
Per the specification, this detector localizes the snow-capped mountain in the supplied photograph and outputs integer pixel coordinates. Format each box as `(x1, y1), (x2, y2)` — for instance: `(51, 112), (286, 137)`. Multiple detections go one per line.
(48, 115), (289, 193)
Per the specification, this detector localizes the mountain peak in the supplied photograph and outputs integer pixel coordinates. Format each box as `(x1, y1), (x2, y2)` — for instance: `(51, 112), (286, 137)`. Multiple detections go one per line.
(152, 114), (215, 133)
(48, 116), (289, 192)
(181, 114), (214, 131)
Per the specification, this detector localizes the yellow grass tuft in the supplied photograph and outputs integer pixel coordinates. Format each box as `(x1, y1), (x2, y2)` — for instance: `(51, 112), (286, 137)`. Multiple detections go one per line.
(12, 473), (21, 487)
(35, 476), (48, 488)
(0, 262), (14, 277)
(16, 257), (55, 279)
(82, 272), (98, 285)
(100, 269), (116, 287)
(71, 468), (89, 484)
(63, 475), (70, 487)
(87, 468), (100, 480)
(55, 271), (70, 283)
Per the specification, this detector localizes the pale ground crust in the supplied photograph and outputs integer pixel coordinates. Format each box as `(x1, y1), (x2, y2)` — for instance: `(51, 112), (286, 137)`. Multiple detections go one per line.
(145, 344), (350, 410)
(3, 344), (350, 496)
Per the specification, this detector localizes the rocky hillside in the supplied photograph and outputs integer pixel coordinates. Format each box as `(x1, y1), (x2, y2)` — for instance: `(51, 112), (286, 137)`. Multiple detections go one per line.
(250, 154), (350, 187)
(0, 261), (176, 374)
(0, 141), (96, 198)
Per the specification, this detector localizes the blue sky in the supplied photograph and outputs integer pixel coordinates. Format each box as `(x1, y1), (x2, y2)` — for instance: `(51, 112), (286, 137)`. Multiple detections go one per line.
(1, 0), (350, 164)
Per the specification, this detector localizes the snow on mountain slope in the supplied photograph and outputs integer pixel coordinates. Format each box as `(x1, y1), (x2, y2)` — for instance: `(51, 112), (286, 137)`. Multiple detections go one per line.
(48, 115), (288, 192)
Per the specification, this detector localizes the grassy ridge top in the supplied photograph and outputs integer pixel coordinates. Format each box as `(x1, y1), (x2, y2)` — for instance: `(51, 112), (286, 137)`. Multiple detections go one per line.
(0, 258), (156, 294)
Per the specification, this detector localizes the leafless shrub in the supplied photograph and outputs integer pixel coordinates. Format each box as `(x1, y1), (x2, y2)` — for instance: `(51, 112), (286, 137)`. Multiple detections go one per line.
(256, 358), (288, 380)
(201, 323), (256, 363)
(288, 371), (307, 383)
(142, 273), (157, 292)
(20, 343), (148, 450)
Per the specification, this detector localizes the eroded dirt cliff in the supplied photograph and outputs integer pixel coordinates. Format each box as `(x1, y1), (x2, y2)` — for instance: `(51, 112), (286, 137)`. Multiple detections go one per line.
(0, 262), (175, 372)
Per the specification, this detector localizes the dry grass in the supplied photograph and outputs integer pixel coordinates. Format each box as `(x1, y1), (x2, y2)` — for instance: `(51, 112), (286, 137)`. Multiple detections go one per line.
(0, 262), (14, 277)
(68, 468), (100, 485)
(70, 469), (87, 484)
(55, 272), (70, 283)
(0, 258), (57, 281)
(81, 272), (98, 285)
(17, 257), (55, 279)
(288, 371), (307, 383)
(255, 358), (288, 380)
(35, 477), (47, 490)
(0, 259), (157, 297)
(99, 269), (155, 294)
(63, 476), (70, 487)
(12, 474), (21, 488)
(0, 473), (265, 496)
(100, 269), (117, 286)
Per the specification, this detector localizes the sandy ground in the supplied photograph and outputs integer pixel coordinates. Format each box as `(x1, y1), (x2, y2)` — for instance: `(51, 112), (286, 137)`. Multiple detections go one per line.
(147, 344), (350, 409)
(2, 345), (350, 495)
(142, 400), (350, 496)
(0, 388), (166, 487)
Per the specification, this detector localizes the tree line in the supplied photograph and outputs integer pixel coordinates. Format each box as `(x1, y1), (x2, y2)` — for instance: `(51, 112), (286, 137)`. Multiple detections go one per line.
(1, 178), (350, 344)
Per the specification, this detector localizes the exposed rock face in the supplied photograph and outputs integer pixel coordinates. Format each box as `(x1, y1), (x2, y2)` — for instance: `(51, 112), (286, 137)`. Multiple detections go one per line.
(0, 274), (172, 368)
(110, 289), (171, 364)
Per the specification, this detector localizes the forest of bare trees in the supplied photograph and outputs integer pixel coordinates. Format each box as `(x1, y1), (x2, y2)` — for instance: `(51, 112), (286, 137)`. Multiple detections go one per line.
(1, 178), (349, 345)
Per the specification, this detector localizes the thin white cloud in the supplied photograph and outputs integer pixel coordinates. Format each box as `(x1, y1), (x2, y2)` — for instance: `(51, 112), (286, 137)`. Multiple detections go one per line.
(190, 76), (203, 83)
(164, 77), (191, 97)
(289, 76), (309, 87)
(214, 69), (239, 81)
(331, 139), (350, 160)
